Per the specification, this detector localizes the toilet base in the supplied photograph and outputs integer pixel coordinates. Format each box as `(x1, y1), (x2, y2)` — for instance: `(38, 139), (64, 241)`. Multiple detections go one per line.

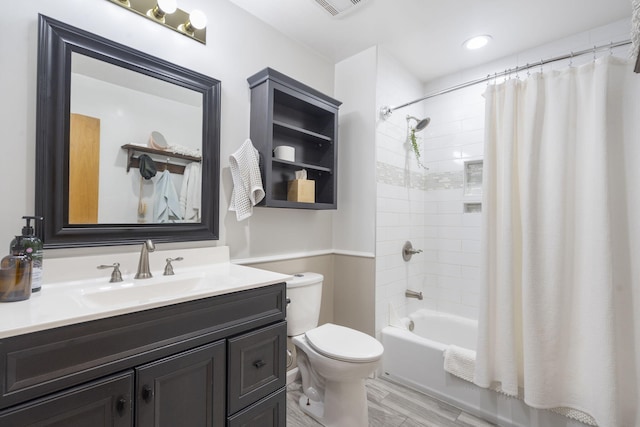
(299, 394), (325, 423)
(298, 379), (369, 427)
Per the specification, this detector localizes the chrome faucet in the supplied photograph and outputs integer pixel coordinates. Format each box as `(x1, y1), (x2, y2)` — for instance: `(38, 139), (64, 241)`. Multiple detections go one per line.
(134, 239), (156, 279)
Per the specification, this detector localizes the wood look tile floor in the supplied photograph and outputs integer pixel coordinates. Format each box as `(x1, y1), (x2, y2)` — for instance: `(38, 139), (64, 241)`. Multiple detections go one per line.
(286, 377), (497, 427)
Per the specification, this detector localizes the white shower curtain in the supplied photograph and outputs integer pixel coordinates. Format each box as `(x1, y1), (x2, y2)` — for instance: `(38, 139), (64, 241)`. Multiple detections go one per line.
(474, 56), (640, 427)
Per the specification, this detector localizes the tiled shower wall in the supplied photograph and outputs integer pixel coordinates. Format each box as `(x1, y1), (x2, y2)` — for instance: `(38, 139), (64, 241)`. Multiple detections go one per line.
(375, 57), (484, 337)
(374, 18), (631, 336)
(375, 48), (429, 337)
(419, 85), (485, 321)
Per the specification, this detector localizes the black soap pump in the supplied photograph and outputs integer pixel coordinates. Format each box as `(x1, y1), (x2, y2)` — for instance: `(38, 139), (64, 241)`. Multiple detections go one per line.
(10, 216), (44, 293)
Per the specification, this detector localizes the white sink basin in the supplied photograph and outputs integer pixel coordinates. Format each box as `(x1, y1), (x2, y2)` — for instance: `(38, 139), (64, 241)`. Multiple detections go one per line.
(75, 271), (240, 308)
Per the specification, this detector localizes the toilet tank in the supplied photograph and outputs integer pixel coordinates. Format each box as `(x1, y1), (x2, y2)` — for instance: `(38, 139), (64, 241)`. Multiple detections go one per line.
(286, 272), (323, 336)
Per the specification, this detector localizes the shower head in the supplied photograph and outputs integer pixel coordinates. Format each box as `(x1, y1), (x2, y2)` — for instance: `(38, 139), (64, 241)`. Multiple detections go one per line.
(407, 115), (431, 132)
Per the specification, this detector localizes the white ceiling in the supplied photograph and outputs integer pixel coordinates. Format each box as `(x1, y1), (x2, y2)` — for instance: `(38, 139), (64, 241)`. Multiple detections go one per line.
(227, 0), (632, 83)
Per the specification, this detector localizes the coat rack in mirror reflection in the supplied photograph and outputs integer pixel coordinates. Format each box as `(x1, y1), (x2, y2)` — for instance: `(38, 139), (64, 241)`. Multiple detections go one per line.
(122, 144), (201, 175)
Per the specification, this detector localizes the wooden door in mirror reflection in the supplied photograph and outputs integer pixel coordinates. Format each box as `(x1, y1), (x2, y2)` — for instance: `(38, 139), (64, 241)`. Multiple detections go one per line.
(69, 113), (100, 224)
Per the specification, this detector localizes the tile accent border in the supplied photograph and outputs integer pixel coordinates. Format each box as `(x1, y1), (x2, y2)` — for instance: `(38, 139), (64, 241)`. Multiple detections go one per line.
(376, 161), (463, 191)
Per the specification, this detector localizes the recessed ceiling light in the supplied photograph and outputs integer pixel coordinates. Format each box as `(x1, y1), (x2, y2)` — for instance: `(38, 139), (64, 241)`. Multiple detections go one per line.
(463, 35), (492, 50)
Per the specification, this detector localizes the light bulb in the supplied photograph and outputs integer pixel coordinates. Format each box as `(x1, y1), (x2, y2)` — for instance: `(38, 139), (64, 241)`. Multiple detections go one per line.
(189, 10), (207, 30)
(157, 0), (177, 14)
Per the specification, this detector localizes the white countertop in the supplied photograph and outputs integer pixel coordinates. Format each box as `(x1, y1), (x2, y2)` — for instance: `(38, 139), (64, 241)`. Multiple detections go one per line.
(0, 246), (292, 339)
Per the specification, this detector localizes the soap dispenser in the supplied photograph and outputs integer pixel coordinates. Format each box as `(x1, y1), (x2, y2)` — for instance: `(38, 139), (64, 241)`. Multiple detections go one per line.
(10, 216), (44, 293)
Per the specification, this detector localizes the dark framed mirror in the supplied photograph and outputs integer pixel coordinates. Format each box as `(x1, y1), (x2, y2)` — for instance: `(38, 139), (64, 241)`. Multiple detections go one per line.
(36, 14), (220, 248)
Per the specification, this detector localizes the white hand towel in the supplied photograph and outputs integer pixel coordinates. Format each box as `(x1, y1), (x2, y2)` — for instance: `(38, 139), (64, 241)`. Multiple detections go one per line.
(229, 139), (264, 221)
(180, 162), (201, 222)
(632, 0), (640, 60)
(154, 170), (182, 223)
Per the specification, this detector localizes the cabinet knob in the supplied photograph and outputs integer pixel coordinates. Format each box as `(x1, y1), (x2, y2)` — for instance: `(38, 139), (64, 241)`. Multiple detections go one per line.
(253, 360), (267, 369)
(142, 385), (154, 402)
(116, 396), (127, 416)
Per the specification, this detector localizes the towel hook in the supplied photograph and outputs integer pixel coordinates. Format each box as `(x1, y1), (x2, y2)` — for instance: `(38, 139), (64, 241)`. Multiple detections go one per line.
(569, 51), (574, 67)
(593, 45), (597, 62)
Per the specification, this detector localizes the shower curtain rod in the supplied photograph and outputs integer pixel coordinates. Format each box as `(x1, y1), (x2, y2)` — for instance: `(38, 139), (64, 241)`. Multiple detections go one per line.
(379, 39), (631, 118)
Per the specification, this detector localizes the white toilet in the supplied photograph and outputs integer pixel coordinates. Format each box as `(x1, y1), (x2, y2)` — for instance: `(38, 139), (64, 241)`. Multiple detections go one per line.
(287, 272), (384, 427)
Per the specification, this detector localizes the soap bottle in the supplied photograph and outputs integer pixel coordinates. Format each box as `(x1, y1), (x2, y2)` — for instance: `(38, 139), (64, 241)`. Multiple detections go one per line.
(10, 216), (44, 293)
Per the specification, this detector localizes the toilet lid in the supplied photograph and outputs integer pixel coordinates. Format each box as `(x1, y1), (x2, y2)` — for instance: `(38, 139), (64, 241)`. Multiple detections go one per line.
(305, 323), (384, 363)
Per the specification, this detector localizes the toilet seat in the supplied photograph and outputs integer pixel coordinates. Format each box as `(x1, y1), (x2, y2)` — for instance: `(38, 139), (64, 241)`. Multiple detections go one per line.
(305, 323), (384, 363)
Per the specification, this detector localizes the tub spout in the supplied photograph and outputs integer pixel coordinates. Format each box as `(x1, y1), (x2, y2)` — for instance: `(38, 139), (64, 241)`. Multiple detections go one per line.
(405, 289), (423, 300)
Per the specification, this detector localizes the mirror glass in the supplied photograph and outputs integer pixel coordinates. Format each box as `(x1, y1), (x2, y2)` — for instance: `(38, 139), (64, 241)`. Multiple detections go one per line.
(70, 53), (202, 224)
(36, 15), (221, 248)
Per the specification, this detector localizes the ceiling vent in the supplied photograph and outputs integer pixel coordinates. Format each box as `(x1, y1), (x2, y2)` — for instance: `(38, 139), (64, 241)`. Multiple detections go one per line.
(313, 0), (367, 17)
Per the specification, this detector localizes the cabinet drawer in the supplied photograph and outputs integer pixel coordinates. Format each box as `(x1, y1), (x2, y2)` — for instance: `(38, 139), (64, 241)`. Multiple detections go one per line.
(0, 371), (133, 426)
(227, 322), (286, 415)
(227, 388), (285, 427)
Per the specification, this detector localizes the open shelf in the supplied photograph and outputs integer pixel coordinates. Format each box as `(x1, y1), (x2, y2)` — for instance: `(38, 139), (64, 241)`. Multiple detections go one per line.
(248, 68), (341, 209)
(271, 159), (332, 174)
(273, 121), (333, 144)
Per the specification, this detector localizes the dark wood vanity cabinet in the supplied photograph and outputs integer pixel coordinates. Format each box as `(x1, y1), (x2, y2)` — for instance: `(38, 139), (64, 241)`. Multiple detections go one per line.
(0, 283), (287, 426)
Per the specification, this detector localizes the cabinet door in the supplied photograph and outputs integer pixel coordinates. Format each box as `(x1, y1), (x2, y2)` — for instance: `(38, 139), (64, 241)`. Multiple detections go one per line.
(227, 389), (285, 427)
(136, 340), (225, 427)
(227, 322), (286, 415)
(0, 372), (132, 426)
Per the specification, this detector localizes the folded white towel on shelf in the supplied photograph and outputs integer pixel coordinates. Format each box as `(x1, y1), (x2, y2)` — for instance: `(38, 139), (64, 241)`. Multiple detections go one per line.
(168, 144), (201, 158)
(443, 345), (476, 383)
(229, 139), (265, 221)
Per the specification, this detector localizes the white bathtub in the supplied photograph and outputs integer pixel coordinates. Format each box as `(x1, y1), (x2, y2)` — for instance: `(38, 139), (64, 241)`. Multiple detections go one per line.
(380, 309), (587, 427)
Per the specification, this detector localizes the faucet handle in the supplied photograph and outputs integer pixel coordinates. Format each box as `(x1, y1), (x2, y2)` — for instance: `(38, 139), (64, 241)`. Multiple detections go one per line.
(163, 257), (184, 276)
(402, 241), (423, 261)
(97, 263), (123, 283)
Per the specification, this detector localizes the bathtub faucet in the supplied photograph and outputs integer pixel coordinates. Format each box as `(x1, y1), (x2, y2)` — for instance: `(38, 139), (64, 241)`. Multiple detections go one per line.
(405, 289), (423, 300)
(402, 241), (423, 261)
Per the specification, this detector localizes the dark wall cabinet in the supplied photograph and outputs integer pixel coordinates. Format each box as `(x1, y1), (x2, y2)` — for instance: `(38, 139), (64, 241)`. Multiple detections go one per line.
(0, 283), (287, 426)
(248, 68), (341, 209)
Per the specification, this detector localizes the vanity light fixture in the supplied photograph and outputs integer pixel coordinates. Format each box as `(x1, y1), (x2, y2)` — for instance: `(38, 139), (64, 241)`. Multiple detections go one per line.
(147, 0), (177, 23)
(179, 9), (207, 36)
(463, 34), (492, 50)
(106, 0), (207, 44)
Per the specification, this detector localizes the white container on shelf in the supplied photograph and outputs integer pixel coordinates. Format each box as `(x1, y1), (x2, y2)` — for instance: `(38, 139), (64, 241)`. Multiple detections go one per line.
(274, 145), (295, 162)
